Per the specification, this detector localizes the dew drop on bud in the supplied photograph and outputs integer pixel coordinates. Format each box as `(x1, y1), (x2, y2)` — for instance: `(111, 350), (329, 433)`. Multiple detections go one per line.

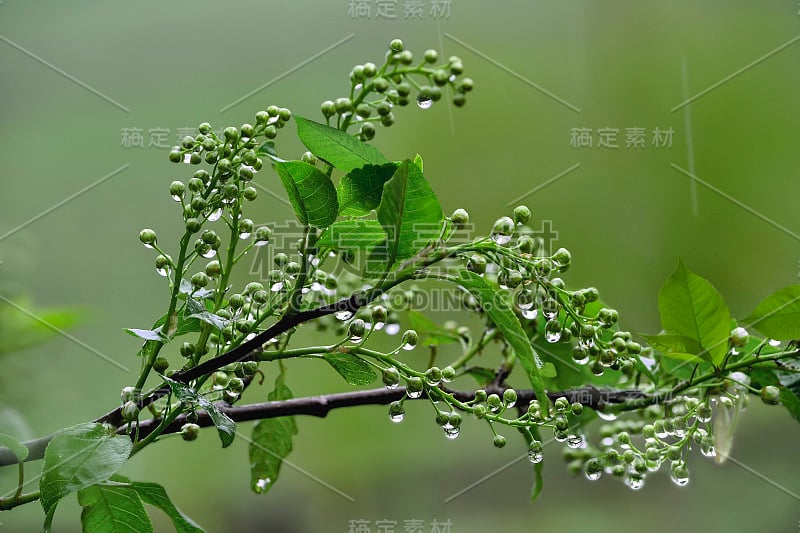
(201, 248), (217, 259)
(416, 95), (433, 109)
(444, 427), (460, 440)
(335, 310), (353, 321)
(390, 412), (404, 423)
(208, 208), (223, 222)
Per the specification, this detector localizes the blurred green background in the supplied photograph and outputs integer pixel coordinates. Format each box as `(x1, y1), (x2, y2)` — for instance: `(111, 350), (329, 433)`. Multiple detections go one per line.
(1, 0), (799, 531)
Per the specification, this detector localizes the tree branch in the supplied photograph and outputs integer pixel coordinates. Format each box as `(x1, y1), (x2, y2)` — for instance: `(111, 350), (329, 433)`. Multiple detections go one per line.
(0, 385), (648, 467)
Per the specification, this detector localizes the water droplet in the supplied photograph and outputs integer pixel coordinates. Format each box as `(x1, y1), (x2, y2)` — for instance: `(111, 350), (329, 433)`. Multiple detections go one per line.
(521, 308), (539, 320)
(207, 208), (222, 222)
(385, 323), (400, 335)
(156, 266), (170, 277)
(670, 469), (689, 487)
(171, 194), (182, 202)
(254, 478), (271, 493)
(390, 412), (404, 423)
(596, 411), (618, 421)
(567, 434), (586, 449)
(271, 281), (284, 292)
(373, 321), (385, 331)
(335, 310), (353, 321)
(416, 95), (433, 109)
(491, 233), (512, 245)
(310, 282), (323, 292)
(700, 442), (716, 458)
(183, 153), (192, 164)
(407, 389), (422, 399)
(601, 437), (614, 447)
(528, 448), (544, 464)
(239, 231), (251, 240)
(354, 83), (364, 91)
(402, 342), (415, 351)
(585, 469), (602, 481)
(444, 427), (460, 440)
(245, 333), (257, 341)
(350, 334), (363, 343)
(545, 330), (561, 343)
(625, 474), (645, 491)
(201, 248), (217, 259)
(768, 338), (781, 347)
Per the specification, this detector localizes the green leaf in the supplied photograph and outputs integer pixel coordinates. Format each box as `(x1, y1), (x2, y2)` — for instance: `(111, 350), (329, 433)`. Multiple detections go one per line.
(78, 483), (153, 533)
(164, 378), (235, 448)
(40, 423), (132, 519)
(130, 482), (204, 533)
(413, 153), (424, 171)
(317, 220), (387, 252)
(455, 271), (549, 408)
(0, 432), (28, 462)
(779, 388), (800, 423)
(464, 367), (496, 386)
(0, 296), (80, 355)
(540, 362), (558, 378)
(275, 160), (338, 228)
(641, 334), (703, 355)
(294, 116), (388, 172)
(337, 163), (398, 216)
(374, 160), (444, 268)
(658, 261), (731, 365)
(123, 327), (168, 342)
(250, 374), (297, 495)
(658, 354), (713, 381)
(407, 310), (460, 345)
(323, 352), (377, 386)
(743, 285), (800, 340)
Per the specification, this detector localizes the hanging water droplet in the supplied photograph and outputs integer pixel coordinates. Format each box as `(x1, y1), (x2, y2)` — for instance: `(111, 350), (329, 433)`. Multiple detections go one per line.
(271, 281), (284, 292)
(491, 233), (512, 245)
(254, 478), (271, 493)
(521, 308), (539, 320)
(373, 321), (385, 331)
(700, 442), (716, 458)
(156, 266), (170, 277)
(768, 338), (781, 347)
(416, 95), (433, 109)
(585, 469), (602, 481)
(183, 153), (192, 164)
(201, 248), (217, 259)
(670, 466), (690, 487)
(390, 412), (404, 423)
(625, 474), (645, 490)
(335, 310), (353, 321)
(208, 208), (223, 222)
(516, 290), (535, 310)
(354, 83), (364, 91)
(407, 389), (422, 399)
(567, 434), (586, 449)
(310, 282), (323, 292)
(239, 231), (251, 239)
(528, 446), (544, 464)
(444, 427), (460, 440)
(545, 330), (561, 343)
(385, 323), (400, 335)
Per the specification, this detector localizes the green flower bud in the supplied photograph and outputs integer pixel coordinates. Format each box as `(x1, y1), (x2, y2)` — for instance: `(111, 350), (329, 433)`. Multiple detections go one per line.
(554, 396), (570, 412)
(513, 205), (531, 225)
(401, 329), (418, 350)
(487, 394), (502, 411)
(121, 400), (139, 422)
(321, 100), (336, 117)
(503, 388), (518, 406)
(227, 377), (245, 394)
(198, 122), (212, 134)
(243, 186), (258, 201)
(389, 38), (404, 52)
(153, 357), (169, 373)
(334, 97), (353, 114)
(473, 404), (488, 419)
(244, 281), (264, 295)
(450, 208), (469, 228)
(441, 366), (456, 382)
(730, 326), (749, 347)
(433, 69), (449, 86)
(761, 385), (781, 405)
(373, 77), (389, 93)
(349, 318), (366, 339)
(170, 181), (186, 201)
(425, 366), (443, 385)
(406, 376), (424, 396)
(493, 435), (507, 448)
(169, 150), (183, 163)
(571, 402), (584, 415)
(120, 386), (137, 403)
(139, 229), (157, 246)
(474, 389), (488, 403)
(240, 123), (255, 138)
(223, 126), (239, 142)
(180, 342), (196, 358)
(255, 226), (272, 244)
(423, 49), (439, 63)
(180, 422), (200, 441)
(467, 254), (487, 275)
(191, 272), (209, 288)
(371, 305), (387, 325)
(359, 122), (375, 141)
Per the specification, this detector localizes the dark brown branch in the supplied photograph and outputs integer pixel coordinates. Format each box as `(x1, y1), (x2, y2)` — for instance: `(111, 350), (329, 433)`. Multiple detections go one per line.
(0, 385), (648, 467)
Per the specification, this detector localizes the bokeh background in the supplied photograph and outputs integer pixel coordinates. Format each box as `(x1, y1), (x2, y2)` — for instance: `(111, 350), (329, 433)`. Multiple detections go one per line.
(2, 1), (799, 531)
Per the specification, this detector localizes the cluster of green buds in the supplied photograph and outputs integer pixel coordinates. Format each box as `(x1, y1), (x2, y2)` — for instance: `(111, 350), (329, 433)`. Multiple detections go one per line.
(320, 38), (473, 140)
